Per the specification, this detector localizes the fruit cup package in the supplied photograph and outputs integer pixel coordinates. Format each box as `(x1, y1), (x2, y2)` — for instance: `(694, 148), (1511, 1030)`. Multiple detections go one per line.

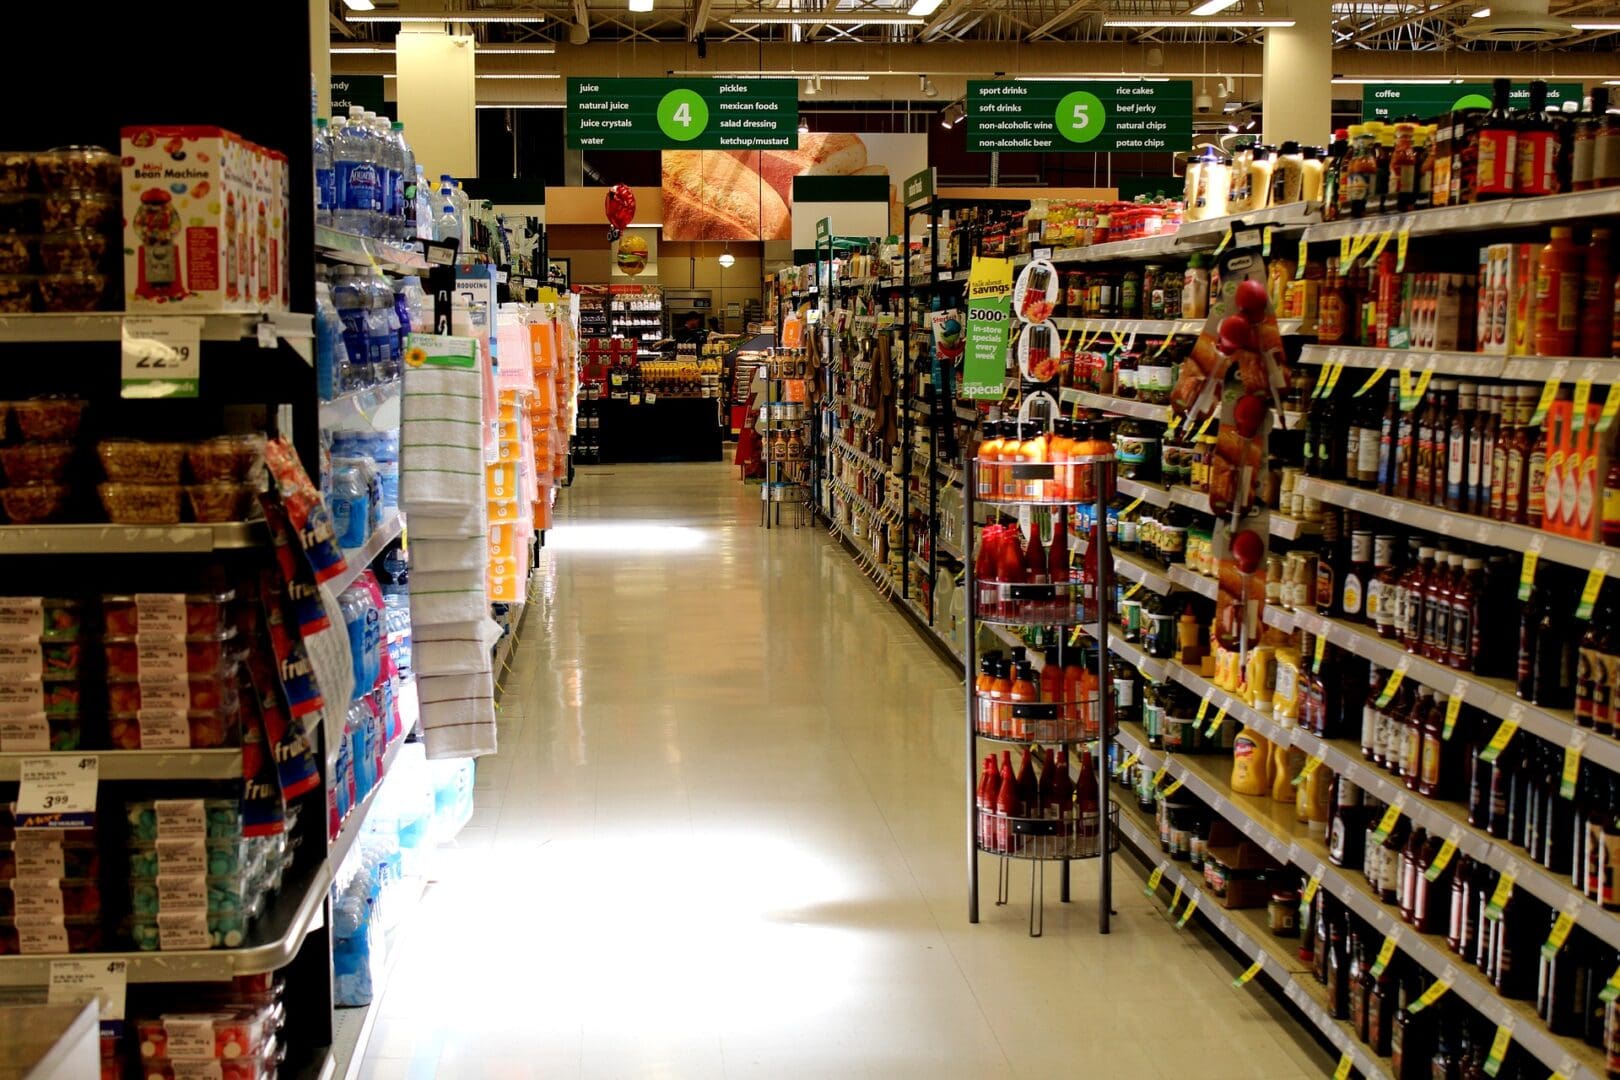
(102, 591), (234, 637)
(125, 909), (250, 951)
(0, 913), (103, 954)
(185, 482), (257, 523)
(103, 627), (239, 679)
(37, 270), (105, 312)
(98, 482), (181, 524)
(138, 1045), (283, 1080)
(0, 877), (101, 918)
(136, 1005), (281, 1061)
(109, 707), (238, 751)
(187, 435), (267, 484)
(107, 668), (239, 714)
(0, 442), (74, 486)
(0, 711), (82, 752)
(98, 440), (187, 483)
(38, 229), (107, 274)
(33, 147), (119, 193)
(129, 872), (253, 918)
(0, 840), (98, 881)
(127, 838), (250, 879)
(1, 483), (69, 523)
(125, 799), (242, 843)
(10, 398), (85, 440)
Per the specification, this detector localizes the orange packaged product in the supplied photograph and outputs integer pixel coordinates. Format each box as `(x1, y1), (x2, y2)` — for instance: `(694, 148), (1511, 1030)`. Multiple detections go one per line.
(976, 423), (1005, 500)
(999, 423), (1025, 502)
(485, 462), (517, 501)
(1020, 425), (1049, 500)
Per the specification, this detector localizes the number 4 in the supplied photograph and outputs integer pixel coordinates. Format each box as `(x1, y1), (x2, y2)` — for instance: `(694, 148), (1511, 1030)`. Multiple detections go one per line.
(673, 102), (692, 127)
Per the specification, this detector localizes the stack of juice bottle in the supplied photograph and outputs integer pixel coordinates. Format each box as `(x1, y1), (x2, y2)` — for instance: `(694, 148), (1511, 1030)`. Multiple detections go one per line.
(974, 418), (1115, 505)
(975, 746), (1102, 859)
(972, 645), (1099, 742)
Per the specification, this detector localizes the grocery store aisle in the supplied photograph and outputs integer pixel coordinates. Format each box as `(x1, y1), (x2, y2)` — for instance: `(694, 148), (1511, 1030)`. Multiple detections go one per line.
(359, 462), (1326, 1079)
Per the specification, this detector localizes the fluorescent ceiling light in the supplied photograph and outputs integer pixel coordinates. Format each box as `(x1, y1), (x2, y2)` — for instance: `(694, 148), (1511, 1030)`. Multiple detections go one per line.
(669, 70), (868, 80)
(477, 45), (558, 53)
(346, 11), (546, 22)
(1331, 77), (1457, 84)
(907, 0), (945, 14)
(1471, 6), (1489, 15)
(476, 103), (566, 109)
(342, 0), (375, 9)
(727, 15), (924, 25)
(477, 73), (562, 79)
(1570, 20), (1620, 28)
(1103, 17), (1295, 26)
(1187, 0), (1241, 14)
(629, 0), (654, 10)
(331, 44), (395, 52)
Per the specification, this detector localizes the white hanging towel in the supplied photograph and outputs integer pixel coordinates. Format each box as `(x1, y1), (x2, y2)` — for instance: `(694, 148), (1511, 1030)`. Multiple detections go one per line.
(409, 568), (488, 625)
(419, 669), (498, 758)
(414, 619), (504, 676)
(400, 335), (486, 517)
(411, 536), (485, 573)
(410, 503), (484, 541)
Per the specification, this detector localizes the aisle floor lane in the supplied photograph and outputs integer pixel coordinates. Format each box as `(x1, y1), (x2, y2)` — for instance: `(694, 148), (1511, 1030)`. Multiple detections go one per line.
(362, 462), (1324, 1079)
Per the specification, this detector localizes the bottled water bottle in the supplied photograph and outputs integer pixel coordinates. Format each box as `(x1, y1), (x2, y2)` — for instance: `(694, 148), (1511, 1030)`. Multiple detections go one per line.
(392, 277), (413, 358)
(313, 119), (334, 229)
(345, 106), (377, 235)
(375, 115), (399, 241)
(392, 122), (415, 243)
(436, 204), (460, 245)
(363, 270), (393, 384)
(331, 267), (369, 390)
(315, 280), (345, 401)
(401, 275), (429, 336)
(413, 165), (432, 241)
(330, 117), (361, 235)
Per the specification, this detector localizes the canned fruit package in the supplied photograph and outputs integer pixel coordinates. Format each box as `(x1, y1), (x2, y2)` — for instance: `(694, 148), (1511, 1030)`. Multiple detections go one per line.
(126, 839), (250, 879)
(0, 274), (33, 312)
(0, 877), (100, 917)
(0, 596), (84, 639)
(0, 914), (103, 954)
(187, 434), (267, 484)
(0, 484), (69, 524)
(102, 592), (233, 637)
(129, 873), (252, 918)
(34, 147), (119, 193)
(185, 482), (256, 523)
(38, 229), (107, 274)
(11, 398), (85, 441)
(37, 270), (105, 312)
(125, 910), (249, 951)
(108, 709), (238, 751)
(98, 440), (186, 483)
(98, 483), (182, 524)
(41, 189), (116, 232)
(107, 670), (237, 715)
(103, 628), (238, 679)
(135, 1005), (280, 1060)
(0, 442), (74, 486)
(0, 841), (99, 881)
(125, 799), (242, 843)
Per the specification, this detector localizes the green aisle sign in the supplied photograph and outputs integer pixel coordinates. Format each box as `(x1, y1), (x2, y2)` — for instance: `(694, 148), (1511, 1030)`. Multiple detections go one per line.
(566, 78), (799, 149)
(965, 81), (1193, 153)
(963, 257), (1013, 400)
(1362, 82), (1584, 121)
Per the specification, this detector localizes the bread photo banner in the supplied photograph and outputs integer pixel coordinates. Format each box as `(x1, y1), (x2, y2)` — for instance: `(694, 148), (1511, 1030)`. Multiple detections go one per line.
(566, 77), (799, 151)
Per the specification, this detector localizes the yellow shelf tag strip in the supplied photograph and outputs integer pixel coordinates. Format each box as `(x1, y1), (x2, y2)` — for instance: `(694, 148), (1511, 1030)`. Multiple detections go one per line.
(1405, 976), (1450, 1014)
(1175, 891), (1200, 928)
(1292, 753), (1326, 787)
(1369, 800), (1403, 846)
(1573, 379), (1592, 432)
(1519, 539), (1543, 602)
(1395, 227), (1410, 273)
(1232, 957), (1264, 988)
(1482, 1019), (1514, 1078)
(1369, 931), (1400, 977)
(1262, 226), (1275, 257)
(1485, 868), (1516, 921)
(1352, 364), (1388, 398)
(1443, 680), (1466, 741)
(1204, 702), (1229, 738)
(1562, 731), (1588, 800)
(1578, 552), (1614, 621)
(1375, 659), (1408, 708)
(1333, 1052), (1353, 1080)
(1212, 227), (1233, 258)
(1144, 861), (1167, 896)
(1600, 385), (1620, 433)
(1531, 377), (1559, 426)
(1425, 828), (1461, 882)
(1540, 897), (1582, 961)
(1296, 236), (1309, 279)
(1168, 880), (1183, 915)
(1479, 715), (1520, 765)
(1115, 751), (1140, 779)
(1313, 632), (1328, 675)
(1161, 775), (1186, 798)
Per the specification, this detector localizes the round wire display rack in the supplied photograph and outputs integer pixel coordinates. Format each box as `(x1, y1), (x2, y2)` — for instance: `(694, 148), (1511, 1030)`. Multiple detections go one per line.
(974, 692), (1101, 744)
(976, 804), (1120, 863)
(974, 581), (1096, 628)
(971, 454), (1116, 508)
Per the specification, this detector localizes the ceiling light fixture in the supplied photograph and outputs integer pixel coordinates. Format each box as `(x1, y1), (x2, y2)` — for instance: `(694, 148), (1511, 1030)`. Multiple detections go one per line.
(345, 11), (546, 22)
(1187, 0), (1241, 14)
(907, 0), (946, 14)
(341, 0), (376, 10)
(718, 247), (736, 268)
(726, 15), (924, 25)
(799, 116), (810, 135)
(476, 45), (558, 53)
(1570, 20), (1620, 28)
(476, 73), (563, 79)
(331, 44), (395, 52)
(629, 0), (654, 11)
(940, 102), (965, 129)
(672, 70), (869, 80)
(474, 103), (566, 109)
(1102, 18), (1295, 26)
(920, 75), (938, 98)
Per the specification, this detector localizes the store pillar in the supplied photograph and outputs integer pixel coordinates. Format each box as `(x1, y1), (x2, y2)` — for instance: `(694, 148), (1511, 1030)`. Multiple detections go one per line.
(395, 26), (478, 178)
(1261, 0), (1331, 145)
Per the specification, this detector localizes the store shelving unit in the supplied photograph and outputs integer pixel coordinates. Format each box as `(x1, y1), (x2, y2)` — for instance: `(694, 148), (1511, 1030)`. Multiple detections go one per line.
(761, 352), (811, 529)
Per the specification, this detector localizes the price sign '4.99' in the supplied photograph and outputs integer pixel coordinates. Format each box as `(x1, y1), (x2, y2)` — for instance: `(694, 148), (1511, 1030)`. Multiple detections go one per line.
(17, 755), (98, 829)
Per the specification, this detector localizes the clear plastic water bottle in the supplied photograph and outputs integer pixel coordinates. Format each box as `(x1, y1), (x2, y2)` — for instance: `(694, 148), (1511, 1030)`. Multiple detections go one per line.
(436, 204), (460, 245)
(392, 122), (415, 243)
(392, 277), (413, 358)
(413, 165), (432, 241)
(315, 280), (345, 401)
(330, 117), (361, 235)
(401, 275), (429, 336)
(363, 271), (394, 384)
(331, 267), (369, 390)
(313, 118), (334, 229)
(374, 115), (399, 241)
(331, 461), (371, 548)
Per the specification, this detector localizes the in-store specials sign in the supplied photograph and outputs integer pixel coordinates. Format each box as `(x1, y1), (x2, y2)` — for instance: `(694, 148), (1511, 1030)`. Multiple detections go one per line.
(965, 81), (1193, 153)
(566, 78), (799, 150)
(1362, 82), (1585, 121)
(963, 257), (1013, 400)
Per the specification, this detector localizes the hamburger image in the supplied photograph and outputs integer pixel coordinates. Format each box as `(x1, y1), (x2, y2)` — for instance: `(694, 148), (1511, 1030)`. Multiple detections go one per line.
(616, 234), (649, 276)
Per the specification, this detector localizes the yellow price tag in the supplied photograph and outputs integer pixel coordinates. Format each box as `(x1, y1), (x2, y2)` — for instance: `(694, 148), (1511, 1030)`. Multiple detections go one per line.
(1598, 963), (1620, 1003)
(1144, 862), (1166, 895)
(1563, 732), (1588, 800)
(1116, 751), (1140, 778)
(1109, 330), (1126, 350)
(1291, 754), (1325, 787)
(1152, 333), (1178, 357)
(1600, 386), (1620, 433)
(1069, 625), (1084, 646)
(1424, 829), (1460, 881)
(1443, 683), (1465, 741)
(1333, 1052), (1353, 1080)
(1573, 379), (1592, 432)
(1578, 554), (1613, 620)
(1313, 632), (1328, 675)
(1364, 229), (1393, 267)
(1541, 904), (1578, 960)
(1204, 704), (1228, 738)
(1322, 362), (1345, 396)
(1161, 776), (1186, 798)
(1122, 496), (1144, 516)
(1124, 581), (1145, 600)
(1176, 891), (1200, 928)
(1350, 230), (1379, 267)
(1375, 660), (1408, 707)
(1195, 693), (1212, 724)
(1479, 716), (1520, 764)
(1531, 377), (1559, 426)
(1519, 540), (1543, 601)
(1398, 368), (1416, 410)
(1482, 1021), (1513, 1077)
(1262, 226), (1274, 257)
(1369, 931), (1400, 977)
(1370, 800), (1403, 845)
(1410, 368), (1435, 403)
(1485, 869), (1516, 920)
(1151, 764), (1169, 789)
(1296, 236), (1308, 279)
(1395, 228), (1410, 273)
(1166, 413), (1183, 436)
(1213, 227), (1233, 258)
(1352, 364), (1388, 398)
(1168, 881), (1183, 914)
(1232, 958), (1265, 987)
(1339, 236), (1352, 264)
(1406, 976), (1451, 1013)
(1194, 411), (1218, 440)
(1299, 865), (1324, 918)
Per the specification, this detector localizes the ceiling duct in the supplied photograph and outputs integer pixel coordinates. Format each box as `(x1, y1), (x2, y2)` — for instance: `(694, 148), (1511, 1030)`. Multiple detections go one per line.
(1455, 0), (1575, 42)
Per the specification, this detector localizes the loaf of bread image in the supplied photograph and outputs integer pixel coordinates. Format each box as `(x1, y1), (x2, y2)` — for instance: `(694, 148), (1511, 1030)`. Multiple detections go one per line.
(663, 151), (791, 240)
(729, 134), (870, 203)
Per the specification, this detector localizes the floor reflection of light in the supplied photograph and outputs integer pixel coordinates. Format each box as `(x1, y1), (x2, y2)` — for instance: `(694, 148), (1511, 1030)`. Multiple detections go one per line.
(544, 522), (709, 553)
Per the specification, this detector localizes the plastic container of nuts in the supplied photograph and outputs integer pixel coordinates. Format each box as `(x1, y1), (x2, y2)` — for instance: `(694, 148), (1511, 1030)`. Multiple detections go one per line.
(12, 398), (85, 440)
(41, 189), (116, 232)
(0, 194), (41, 233)
(98, 440), (186, 483)
(0, 234), (31, 274)
(1, 484), (69, 523)
(0, 274), (33, 312)
(0, 443), (73, 486)
(33, 147), (119, 193)
(37, 270), (105, 312)
(0, 153), (31, 192)
(38, 230), (106, 274)
(185, 482), (256, 523)
(187, 434), (267, 484)
(98, 482), (182, 524)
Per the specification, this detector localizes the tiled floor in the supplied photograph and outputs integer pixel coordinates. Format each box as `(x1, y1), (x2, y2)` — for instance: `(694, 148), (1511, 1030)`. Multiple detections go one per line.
(360, 461), (1326, 1079)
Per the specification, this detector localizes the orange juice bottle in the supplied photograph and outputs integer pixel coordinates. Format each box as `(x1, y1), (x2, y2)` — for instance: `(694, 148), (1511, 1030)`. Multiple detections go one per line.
(1000, 423), (1025, 501)
(1021, 424), (1049, 500)
(978, 422), (1005, 500)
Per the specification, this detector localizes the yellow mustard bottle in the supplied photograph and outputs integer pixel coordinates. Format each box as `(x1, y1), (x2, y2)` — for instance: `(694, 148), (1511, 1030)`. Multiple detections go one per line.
(1231, 725), (1273, 796)
(1272, 647), (1302, 725)
(1272, 741), (1306, 802)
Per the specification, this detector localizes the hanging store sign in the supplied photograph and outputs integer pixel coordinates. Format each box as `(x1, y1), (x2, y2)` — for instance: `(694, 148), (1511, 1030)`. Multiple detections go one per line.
(1361, 82), (1584, 121)
(567, 78), (799, 150)
(964, 81), (1194, 153)
(963, 256), (1013, 400)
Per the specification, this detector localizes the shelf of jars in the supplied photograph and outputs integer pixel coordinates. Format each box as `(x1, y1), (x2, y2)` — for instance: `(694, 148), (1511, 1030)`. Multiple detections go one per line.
(834, 439), (892, 477)
(1110, 723), (1605, 1080)
(1302, 188), (1620, 245)
(1111, 798), (1394, 1080)
(1295, 345), (1620, 384)
(1007, 201), (1323, 270)
(1054, 316), (1309, 339)
(1060, 389), (1174, 424)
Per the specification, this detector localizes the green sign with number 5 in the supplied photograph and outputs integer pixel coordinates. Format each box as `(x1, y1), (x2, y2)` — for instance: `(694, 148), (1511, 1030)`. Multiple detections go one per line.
(965, 80), (1192, 153)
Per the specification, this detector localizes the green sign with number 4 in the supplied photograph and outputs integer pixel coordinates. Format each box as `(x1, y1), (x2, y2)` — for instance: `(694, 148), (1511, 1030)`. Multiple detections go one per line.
(567, 78), (799, 150)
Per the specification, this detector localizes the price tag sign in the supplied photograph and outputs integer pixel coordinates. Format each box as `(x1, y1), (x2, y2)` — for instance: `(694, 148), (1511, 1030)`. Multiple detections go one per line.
(1333, 1052), (1353, 1080)
(1176, 891), (1200, 928)
(1519, 538), (1544, 601)
(1168, 881), (1184, 915)
(48, 959), (127, 1022)
(1573, 380), (1593, 432)
(1482, 1018), (1514, 1078)
(1292, 754), (1326, 787)
(1479, 713), (1520, 764)
(1352, 365), (1388, 398)
(1551, 1054), (1578, 1080)
(1194, 692), (1212, 725)
(1151, 763), (1169, 790)
(16, 756), (98, 829)
(1531, 377), (1560, 426)
(1395, 226), (1411, 273)
(1204, 702), (1228, 738)
(1375, 659), (1409, 708)
(1369, 930), (1401, 977)
(1424, 827), (1462, 882)
(1115, 751), (1140, 778)
(1540, 895), (1583, 961)
(1600, 386), (1620, 434)
(1232, 957), (1265, 987)
(1406, 969), (1453, 1014)
(1365, 229), (1393, 267)
(1322, 363), (1345, 397)
(1562, 730), (1588, 800)
(1599, 963), (1620, 1004)
(121, 316), (202, 399)
(1579, 552), (1615, 620)
(1144, 862), (1167, 896)
(1313, 632), (1328, 675)
(1161, 775), (1186, 798)
(1369, 798), (1404, 846)
(1485, 861), (1518, 921)
(1262, 226), (1275, 257)
(1296, 236), (1309, 279)
(1299, 864), (1325, 921)
(1443, 680), (1466, 741)
(1213, 227), (1233, 258)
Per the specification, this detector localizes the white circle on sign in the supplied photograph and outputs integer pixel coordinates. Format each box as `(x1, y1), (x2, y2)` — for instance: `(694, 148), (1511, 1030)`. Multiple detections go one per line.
(1012, 259), (1060, 325)
(1017, 322), (1064, 383)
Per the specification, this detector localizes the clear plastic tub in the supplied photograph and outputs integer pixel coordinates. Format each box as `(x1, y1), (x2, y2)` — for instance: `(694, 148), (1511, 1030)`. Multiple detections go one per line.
(0, 840), (99, 881)
(0, 711), (82, 752)
(36, 270), (104, 312)
(187, 435), (267, 484)
(10, 398), (84, 441)
(33, 147), (119, 193)
(106, 670), (238, 715)
(129, 873), (253, 918)
(40, 189), (116, 232)
(0, 878), (100, 917)
(0, 194), (41, 233)
(108, 708), (239, 752)
(0, 914), (102, 954)
(125, 799), (242, 843)
(185, 483), (256, 523)
(0, 233), (31, 273)
(98, 483), (182, 524)
(0, 153), (31, 192)
(102, 592), (233, 637)
(0, 597), (84, 640)
(0, 484), (69, 523)
(125, 910), (250, 951)
(134, 1006), (281, 1061)
(38, 229), (107, 274)
(0, 274), (33, 312)
(0, 443), (74, 486)
(103, 628), (239, 679)
(137, 1045), (282, 1080)
(127, 839), (250, 880)
(99, 440), (187, 483)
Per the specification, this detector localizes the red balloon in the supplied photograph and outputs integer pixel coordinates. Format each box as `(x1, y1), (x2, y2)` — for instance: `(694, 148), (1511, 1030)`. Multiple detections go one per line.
(604, 184), (637, 231)
(1236, 279), (1270, 318)
(1229, 528), (1265, 575)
